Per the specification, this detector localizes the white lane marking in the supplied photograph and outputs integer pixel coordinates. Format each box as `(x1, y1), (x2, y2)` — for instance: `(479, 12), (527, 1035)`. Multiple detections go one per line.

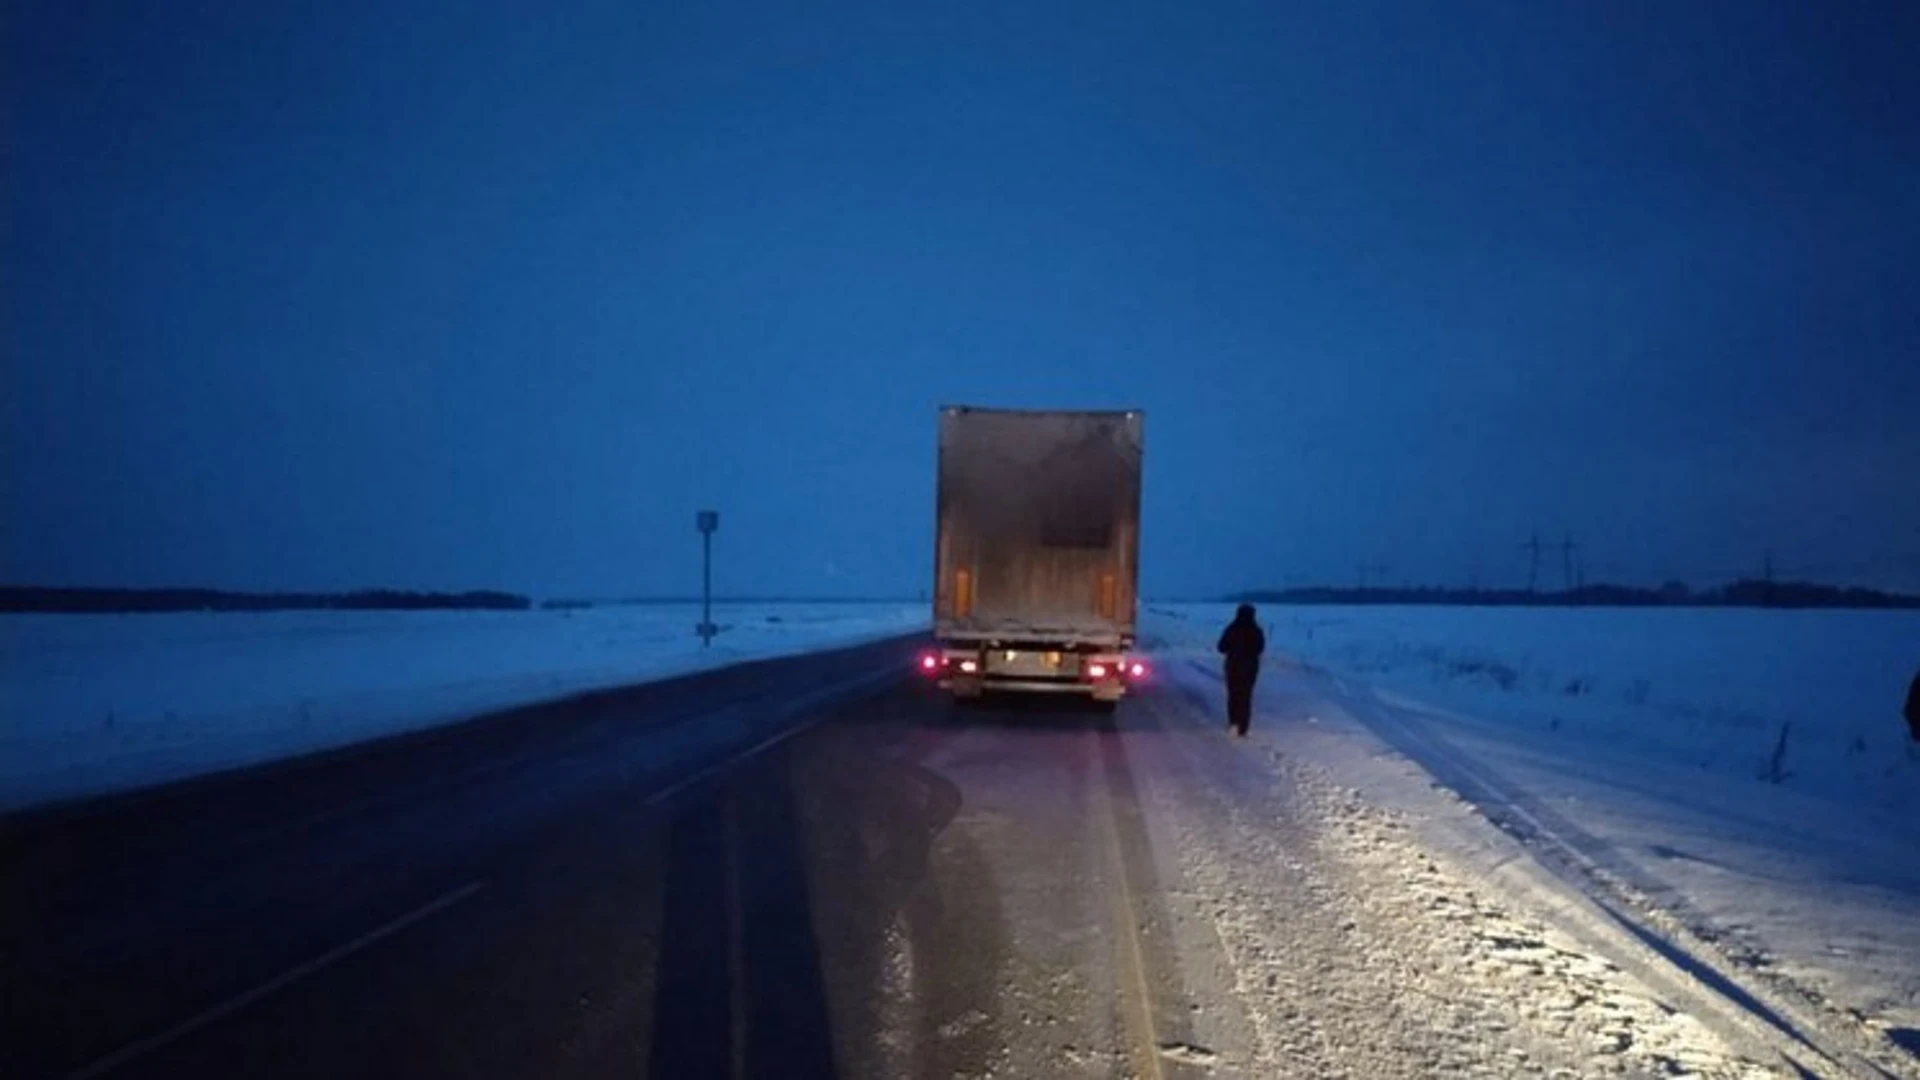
(66, 880), (486, 1080)
(66, 666), (898, 1077)
(643, 668), (901, 808)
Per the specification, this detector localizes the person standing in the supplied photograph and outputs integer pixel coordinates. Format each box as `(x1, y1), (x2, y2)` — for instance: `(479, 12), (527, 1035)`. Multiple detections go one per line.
(1217, 604), (1266, 737)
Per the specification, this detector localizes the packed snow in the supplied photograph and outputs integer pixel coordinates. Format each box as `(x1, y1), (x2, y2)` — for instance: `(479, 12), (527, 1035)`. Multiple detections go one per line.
(1148, 604), (1920, 1073)
(1126, 688), (1784, 1077)
(0, 602), (924, 812)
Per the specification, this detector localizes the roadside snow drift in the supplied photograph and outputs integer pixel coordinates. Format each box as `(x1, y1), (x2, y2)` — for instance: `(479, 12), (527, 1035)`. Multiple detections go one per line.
(1158, 604), (1920, 812)
(1, 603), (925, 812)
(1149, 604), (1920, 1060)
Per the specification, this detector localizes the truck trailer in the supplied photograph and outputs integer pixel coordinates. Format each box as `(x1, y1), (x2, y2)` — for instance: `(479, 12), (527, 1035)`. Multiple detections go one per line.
(919, 406), (1147, 705)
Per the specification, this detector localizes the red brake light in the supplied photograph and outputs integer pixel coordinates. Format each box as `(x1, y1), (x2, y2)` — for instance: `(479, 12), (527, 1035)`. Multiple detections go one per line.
(918, 653), (940, 673)
(1129, 662), (1146, 678)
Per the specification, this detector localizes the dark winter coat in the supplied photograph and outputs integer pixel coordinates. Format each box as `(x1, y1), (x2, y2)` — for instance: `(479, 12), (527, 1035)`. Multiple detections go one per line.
(1906, 670), (1920, 742)
(1217, 611), (1266, 681)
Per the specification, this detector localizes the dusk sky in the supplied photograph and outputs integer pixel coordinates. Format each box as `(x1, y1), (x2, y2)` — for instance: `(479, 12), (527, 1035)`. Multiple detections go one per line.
(7, 1), (1918, 599)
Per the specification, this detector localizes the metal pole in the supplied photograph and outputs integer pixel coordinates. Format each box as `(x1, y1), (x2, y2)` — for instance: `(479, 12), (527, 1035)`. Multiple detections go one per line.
(695, 509), (719, 646)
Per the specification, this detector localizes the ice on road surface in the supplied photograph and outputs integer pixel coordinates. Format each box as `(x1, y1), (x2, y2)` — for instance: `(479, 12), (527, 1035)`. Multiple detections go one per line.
(0, 602), (925, 811)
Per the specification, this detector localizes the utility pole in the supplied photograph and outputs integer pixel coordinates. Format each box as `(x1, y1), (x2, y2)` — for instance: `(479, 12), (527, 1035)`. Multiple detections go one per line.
(696, 510), (719, 645)
(1522, 532), (1543, 593)
(1557, 533), (1581, 592)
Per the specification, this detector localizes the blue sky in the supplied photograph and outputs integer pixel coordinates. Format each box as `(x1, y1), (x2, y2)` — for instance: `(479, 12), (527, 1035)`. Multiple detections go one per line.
(7, 1), (1918, 597)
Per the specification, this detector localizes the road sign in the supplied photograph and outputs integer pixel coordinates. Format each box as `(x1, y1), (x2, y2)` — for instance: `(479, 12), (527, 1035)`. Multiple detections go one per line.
(697, 510), (719, 645)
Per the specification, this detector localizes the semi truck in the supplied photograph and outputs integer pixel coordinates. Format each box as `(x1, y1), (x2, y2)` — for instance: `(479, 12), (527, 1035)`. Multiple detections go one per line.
(918, 406), (1147, 705)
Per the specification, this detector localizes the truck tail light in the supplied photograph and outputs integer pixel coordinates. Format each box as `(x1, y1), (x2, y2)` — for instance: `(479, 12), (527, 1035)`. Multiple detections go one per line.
(1127, 660), (1147, 679)
(918, 652), (941, 674)
(1087, 663), (1109, 680)
(958, 658), (979, 674)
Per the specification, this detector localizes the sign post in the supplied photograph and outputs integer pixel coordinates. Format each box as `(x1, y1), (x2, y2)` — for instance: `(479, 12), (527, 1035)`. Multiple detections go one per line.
(696, 510), (719, 646)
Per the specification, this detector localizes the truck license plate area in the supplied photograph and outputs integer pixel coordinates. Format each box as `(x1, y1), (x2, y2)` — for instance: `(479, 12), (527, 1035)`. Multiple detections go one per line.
(985, 649), (1069, 677)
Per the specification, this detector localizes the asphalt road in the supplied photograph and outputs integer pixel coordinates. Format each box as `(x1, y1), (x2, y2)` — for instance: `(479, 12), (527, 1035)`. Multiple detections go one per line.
(2, 635), (1845, 1079)
(4, 633), (1218, 1080)
(0, 637), (913, 1079)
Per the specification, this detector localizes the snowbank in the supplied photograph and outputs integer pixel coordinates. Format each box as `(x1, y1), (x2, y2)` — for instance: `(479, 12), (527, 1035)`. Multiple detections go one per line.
(1155, 604), (1920, 812)
(1, 602), (925, 812)
(1148, 604), (1920, 1041)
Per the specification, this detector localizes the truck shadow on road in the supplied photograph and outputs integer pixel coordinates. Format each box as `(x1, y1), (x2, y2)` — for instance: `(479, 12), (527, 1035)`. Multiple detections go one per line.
(926, 689), (1125, 731)
(792, 710), (1011, 1078)
(646, 691), (1008, 1079)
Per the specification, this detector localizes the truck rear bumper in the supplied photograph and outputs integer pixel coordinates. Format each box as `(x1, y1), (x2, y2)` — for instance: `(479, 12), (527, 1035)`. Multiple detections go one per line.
(921, 645), (1144, 703)
(941, 676), (1125, 703)
(945, 676), (1103, 695)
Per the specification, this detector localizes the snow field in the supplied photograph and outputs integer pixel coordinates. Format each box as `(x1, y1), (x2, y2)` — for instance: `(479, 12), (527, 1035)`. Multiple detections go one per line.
(0, 602), (926, 812)
(1156, 604), (1920, 811)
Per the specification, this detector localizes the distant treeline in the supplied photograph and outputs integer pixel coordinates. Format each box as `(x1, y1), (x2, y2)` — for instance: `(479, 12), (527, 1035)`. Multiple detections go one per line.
(600, 595), (917, 605)
(1, 586), (533, 614)
(1240, 579), (1920, 610)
